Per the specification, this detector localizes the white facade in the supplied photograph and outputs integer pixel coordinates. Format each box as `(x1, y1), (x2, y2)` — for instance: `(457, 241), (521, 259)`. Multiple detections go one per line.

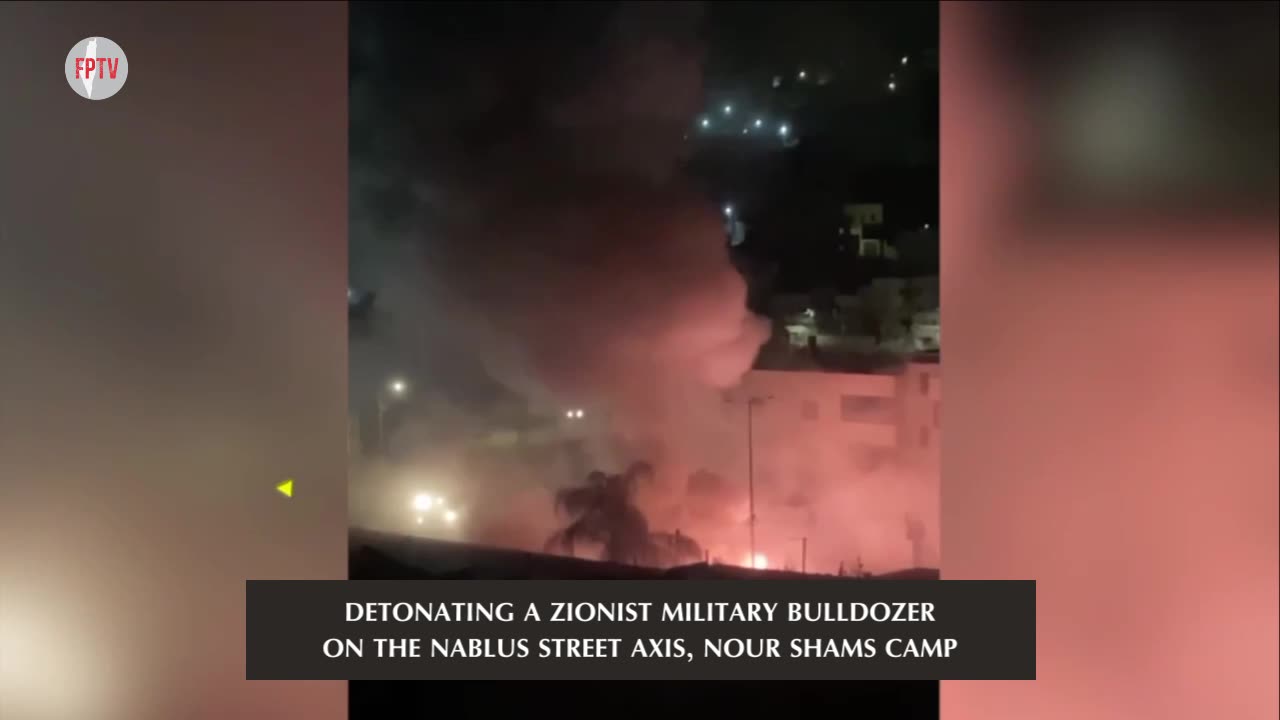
(911, 309), (940, 351)
(719, 364), (940, 571)
(843, 203), (890, 259)
(733, 364), (940, 477)
(897, 363), (941, 474)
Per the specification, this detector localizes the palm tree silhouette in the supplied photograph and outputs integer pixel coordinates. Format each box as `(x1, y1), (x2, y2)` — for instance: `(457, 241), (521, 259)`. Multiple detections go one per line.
(545, 462), (700, 567)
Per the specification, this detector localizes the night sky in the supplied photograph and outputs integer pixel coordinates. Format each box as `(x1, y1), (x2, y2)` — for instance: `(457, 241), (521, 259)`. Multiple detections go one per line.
(346, 0), (942, 587)
(351, 1), (938, 296)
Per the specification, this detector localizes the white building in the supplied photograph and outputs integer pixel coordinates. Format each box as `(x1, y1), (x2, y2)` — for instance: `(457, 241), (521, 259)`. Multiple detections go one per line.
(843, 203), (894, 259)
(714, 362), (941, 571)
(733, 362), (939, 481)
(911, 309), (940, 351)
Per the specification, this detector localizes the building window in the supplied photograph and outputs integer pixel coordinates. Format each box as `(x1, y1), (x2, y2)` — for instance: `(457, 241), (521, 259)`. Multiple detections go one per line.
(841, 395), (892, 422)
(851, 444), (892, 473)
(919, 426), (930, 448)
(919, 373), (930, 396)
(801, 400), (819, 420)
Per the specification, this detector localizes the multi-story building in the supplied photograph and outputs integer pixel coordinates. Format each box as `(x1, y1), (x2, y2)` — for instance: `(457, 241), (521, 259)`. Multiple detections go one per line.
(842, 202), (897, 260)
(734, 361), (939, 480)
(701, 360), (940, 572)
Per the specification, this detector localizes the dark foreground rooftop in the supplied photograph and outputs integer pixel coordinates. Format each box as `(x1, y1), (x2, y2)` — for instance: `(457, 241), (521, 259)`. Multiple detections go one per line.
(349, 530), (938, 718)
(350, 529), (939, 581)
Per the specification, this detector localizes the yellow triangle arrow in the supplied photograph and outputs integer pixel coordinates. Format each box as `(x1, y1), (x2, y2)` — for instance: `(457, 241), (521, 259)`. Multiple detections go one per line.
(276, 479), (294, 498)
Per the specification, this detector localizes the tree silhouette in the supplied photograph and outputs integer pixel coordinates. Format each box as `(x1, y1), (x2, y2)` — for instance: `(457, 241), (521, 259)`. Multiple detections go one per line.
(545, 462), (702, 567)
(650, 529), (704, 566)
(855, 282), (905, 345)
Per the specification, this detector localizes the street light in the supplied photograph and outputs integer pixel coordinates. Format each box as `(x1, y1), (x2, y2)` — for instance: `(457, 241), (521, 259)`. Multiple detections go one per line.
(793, 537), (808, 574)
(723, 104), (733, 115)
(699, 117), (710, 129)
(730, 394), (772, 568)
(888, 80), (896, 92)
(778, 123), (790, 138)
(377, 376), (409, 453)
(754, 118), (763, 128)
(723, 204), (734, 218)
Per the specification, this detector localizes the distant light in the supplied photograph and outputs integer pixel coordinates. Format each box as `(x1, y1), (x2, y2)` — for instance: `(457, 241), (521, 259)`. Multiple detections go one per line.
(923, 223), (930, 230)
(798, 69), (807, 80)
(388, 378), (408, 396)
(754, 118), (763, 128)
(771, 75), (782, 88)
(805, 308), (816, 318)
(723, 204), (734, 217)
(901, 55), (909, 66)
(412, 494), (434, 512)
(778, 124), (790, 137)
(723, 104), (733, 115)
(699, 117), (710, 129)
(743, 553), (769, 570)
(347, 288), (355, 301)
(742, 128), (749, 135)
(444, 510), (458, 525)
(416, 516), (424, 525)
(577, 409), (585, 419)
(565, 410), (574, 419)
(888, 81), (896, 92)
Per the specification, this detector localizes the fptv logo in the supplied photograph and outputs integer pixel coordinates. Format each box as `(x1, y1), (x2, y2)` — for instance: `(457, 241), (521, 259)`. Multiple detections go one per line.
(64, 37), (128, 100)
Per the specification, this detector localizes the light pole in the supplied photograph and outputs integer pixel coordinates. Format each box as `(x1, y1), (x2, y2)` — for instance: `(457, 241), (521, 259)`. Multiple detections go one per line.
(377, 377), (409, 454)
(793, 536), (808, 574)
(745, 395), (771, 568)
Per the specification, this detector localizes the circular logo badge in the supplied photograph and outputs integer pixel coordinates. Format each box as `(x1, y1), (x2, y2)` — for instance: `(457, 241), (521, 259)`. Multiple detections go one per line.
(65, 37), (128, 100)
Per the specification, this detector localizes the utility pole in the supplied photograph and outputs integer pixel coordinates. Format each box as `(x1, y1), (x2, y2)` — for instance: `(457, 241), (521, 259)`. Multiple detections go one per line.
(745, 395), (771, 568)
(791, 536), (808, 574)
(747, 398), (755, 566)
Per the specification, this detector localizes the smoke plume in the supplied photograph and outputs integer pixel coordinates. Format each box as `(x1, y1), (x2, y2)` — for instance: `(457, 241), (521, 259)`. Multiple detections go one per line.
(349, 4), (773, 546)
(349, 4), (932, 574)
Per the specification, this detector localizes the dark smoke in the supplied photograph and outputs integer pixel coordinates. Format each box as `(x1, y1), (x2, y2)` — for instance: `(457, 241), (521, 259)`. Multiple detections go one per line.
(350, 3), (772, 553)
